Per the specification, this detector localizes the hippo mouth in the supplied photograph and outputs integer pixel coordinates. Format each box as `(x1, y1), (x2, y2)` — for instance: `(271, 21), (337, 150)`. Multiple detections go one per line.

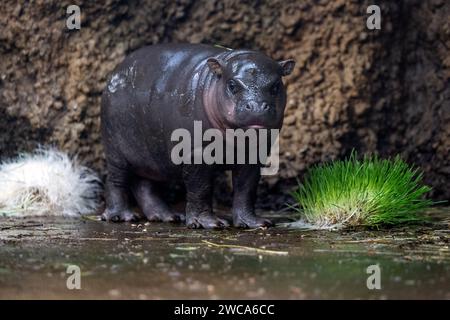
(244, 124), (266, 129)
(237, 115), (278, 130)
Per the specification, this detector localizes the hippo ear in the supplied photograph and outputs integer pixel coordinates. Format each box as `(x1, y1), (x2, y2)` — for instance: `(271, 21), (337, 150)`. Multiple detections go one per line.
(279, 59), (296, 76)
(207, 58), (225, 76)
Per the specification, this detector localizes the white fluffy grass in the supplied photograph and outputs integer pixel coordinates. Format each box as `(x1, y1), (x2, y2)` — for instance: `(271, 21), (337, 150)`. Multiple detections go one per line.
(0, 148), (102, 217)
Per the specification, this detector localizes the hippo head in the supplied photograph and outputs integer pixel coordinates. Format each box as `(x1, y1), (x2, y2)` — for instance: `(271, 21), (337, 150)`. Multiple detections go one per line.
(205, 51), (295, 130)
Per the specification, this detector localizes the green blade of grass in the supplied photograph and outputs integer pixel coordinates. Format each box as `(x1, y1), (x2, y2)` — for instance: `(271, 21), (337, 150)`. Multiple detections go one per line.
(289, 151), (437, 229)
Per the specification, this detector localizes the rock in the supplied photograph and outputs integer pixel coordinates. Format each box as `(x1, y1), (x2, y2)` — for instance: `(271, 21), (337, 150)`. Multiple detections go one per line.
(0, 0), (449, 207)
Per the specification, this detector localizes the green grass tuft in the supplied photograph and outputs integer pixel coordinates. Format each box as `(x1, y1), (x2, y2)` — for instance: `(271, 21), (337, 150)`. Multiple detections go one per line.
(290, 151), (435, 229)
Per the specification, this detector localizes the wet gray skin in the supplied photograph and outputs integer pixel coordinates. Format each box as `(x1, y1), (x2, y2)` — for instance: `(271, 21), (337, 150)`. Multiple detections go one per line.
(0, 208), (449, 299)
(101, 43), (295, 229)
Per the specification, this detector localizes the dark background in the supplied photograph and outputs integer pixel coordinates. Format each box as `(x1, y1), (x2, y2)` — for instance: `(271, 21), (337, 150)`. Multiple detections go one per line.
(0, 0), (449, 207)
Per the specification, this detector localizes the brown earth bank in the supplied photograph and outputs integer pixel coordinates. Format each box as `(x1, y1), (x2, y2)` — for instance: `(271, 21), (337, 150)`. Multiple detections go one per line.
(0, 0), (449, 208)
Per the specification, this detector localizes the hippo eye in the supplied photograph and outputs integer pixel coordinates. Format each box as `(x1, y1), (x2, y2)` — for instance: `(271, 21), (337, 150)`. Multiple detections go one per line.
(270, 81), (281, 96)
(227, 79), (239, 95)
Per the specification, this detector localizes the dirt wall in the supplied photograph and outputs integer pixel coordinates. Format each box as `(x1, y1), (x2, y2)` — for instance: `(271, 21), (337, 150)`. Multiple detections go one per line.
(0, 0), (449, 206)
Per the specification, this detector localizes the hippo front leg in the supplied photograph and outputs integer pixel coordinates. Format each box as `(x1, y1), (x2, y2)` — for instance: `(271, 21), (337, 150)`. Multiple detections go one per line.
(183, 165), (230, 229)
(232, 165), (273, 228)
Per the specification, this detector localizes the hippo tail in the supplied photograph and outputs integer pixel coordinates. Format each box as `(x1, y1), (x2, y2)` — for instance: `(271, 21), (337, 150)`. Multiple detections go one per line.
(0, 147), (103, 217)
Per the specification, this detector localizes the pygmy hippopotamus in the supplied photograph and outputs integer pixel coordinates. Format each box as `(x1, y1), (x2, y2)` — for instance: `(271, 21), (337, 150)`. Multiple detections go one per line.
(101, 43), (295, 228)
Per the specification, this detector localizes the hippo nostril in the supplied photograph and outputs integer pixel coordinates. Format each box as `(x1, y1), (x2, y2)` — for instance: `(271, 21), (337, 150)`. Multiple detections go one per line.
(261, 102), (270, 112)
(245, 103), (252, 111)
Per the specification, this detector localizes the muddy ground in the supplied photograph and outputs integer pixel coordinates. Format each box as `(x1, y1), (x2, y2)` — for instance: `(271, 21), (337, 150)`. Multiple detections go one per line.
(0, 208), (448, 299)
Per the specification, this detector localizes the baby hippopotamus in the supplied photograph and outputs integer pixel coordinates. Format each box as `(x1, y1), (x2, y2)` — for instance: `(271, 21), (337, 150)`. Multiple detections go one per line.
(101, 43), (295, 229)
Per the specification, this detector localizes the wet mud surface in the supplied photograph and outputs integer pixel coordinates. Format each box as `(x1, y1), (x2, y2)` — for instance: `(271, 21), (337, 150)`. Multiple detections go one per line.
(0, 209), (449, 299)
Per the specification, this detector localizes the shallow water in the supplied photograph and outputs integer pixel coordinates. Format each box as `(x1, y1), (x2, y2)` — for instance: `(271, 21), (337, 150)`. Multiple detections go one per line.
(0, 208), (449, 299)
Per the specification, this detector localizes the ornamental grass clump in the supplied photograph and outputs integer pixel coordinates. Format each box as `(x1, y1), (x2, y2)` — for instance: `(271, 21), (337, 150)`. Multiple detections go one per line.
(290, 152), (434, 230)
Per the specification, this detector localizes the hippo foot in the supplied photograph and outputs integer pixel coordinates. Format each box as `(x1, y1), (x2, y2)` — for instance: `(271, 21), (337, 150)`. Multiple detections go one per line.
(101, 209), (139, 222)
(233, 215), (273, 229)
(186, 214), (230, 229)
(145, 211), (185, 223)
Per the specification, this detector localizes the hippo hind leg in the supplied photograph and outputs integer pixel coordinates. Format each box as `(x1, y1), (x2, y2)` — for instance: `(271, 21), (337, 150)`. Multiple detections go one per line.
(131, 178), (185, 223)
(101, 162), (139, 222)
